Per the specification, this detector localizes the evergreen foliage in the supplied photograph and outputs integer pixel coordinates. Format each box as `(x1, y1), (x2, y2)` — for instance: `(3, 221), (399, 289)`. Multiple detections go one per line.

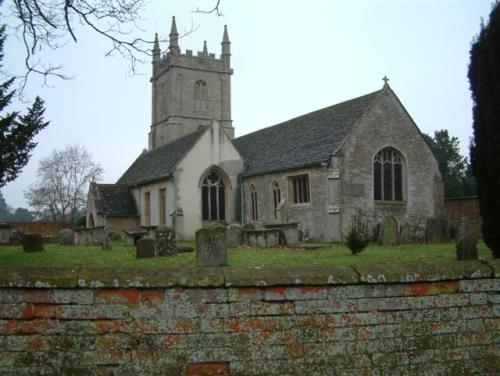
(422, 130), (476, 198)
(0, 22), (49, 187)
(468, 2), (500, 258)
(345, 228), (369, 255)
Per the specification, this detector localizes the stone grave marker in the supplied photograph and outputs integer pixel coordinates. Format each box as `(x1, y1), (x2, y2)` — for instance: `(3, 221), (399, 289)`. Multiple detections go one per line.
(226, 224), (242, 247)
(155, 226), (177, 256)
(399, 223), (411, 244)
(426, 218), (450, 243)
(0, 223), (10, 244)
(136, 238), (156, 258)
(457, 217), (468, 240)
(58, 229), (75, 246)
(378, 216), (398, 245)
(196, 223), (227, 267)
(101, 232), (113, 250)
(456, 235), (478, 260)
(22, 234), (44, 253)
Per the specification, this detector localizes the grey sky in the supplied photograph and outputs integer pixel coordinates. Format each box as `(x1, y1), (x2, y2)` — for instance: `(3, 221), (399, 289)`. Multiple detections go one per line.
(1, 0), (492, 209)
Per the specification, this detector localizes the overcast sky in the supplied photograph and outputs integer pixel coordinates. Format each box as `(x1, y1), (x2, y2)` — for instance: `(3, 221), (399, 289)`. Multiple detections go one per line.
(1, 0), (493, 209)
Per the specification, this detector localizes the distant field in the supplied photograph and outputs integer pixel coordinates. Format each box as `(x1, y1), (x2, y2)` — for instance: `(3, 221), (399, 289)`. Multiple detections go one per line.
(0, 241), (492, 268)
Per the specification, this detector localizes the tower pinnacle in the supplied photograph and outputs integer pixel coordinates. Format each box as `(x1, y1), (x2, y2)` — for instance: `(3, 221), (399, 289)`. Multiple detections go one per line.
(221, 25), (230, 55)
(152, 33), (160, 63)
(169, 16), (180, 55)
(203, 41), (208, 56)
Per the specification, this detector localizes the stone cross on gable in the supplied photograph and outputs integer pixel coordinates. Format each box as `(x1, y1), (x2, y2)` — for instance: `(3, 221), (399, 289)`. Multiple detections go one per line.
(382, 75), (390, 86)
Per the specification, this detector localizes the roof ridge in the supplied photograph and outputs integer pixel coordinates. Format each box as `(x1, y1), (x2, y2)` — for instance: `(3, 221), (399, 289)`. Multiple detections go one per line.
(235, 89), (382, 141)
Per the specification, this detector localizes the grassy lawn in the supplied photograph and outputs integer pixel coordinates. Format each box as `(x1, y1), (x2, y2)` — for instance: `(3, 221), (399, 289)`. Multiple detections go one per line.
(0, 241), (493, 268)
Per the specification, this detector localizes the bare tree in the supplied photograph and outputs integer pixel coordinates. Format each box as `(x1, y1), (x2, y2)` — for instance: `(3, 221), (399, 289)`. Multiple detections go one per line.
(25, 144), (103, 222)
(4, 0), (223, 91)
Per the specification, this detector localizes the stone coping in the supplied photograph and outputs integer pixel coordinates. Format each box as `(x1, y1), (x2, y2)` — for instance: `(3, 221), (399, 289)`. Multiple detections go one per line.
(0, 260), (497, 288)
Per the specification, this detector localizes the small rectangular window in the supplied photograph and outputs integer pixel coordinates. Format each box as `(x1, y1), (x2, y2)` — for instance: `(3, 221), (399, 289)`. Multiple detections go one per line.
(289, 175), (310, 204)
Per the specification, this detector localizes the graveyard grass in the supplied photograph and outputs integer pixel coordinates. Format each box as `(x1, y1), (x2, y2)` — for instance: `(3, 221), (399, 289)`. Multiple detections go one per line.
(0, 241), (493, 268)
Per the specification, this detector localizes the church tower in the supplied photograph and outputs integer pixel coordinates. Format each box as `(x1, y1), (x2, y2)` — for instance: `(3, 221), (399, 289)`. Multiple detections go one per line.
(149, 17), (234, 149)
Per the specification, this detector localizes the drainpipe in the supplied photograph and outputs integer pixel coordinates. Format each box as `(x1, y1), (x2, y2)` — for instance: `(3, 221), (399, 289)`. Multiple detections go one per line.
(240, 176), (245, 226)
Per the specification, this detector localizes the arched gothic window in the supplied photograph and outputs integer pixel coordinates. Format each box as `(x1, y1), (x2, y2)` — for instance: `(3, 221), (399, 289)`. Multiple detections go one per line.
(272, 181), (281, 220)
(250, 185), (259, 221)
(201, 170), (225, 221)
(194, 80), (208, 112)
(374, 147), (404, 201)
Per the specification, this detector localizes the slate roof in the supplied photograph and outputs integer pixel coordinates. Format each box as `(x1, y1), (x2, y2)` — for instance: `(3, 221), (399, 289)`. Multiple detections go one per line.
(233, 90), (381, 176)
(117, 127), (206, 186)
(92, 184), (138, 217)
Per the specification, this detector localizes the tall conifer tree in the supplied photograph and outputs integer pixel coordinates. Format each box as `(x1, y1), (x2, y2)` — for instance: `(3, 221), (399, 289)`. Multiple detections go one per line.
(468, 2), (500, 258)
(0, 11), (49, 187)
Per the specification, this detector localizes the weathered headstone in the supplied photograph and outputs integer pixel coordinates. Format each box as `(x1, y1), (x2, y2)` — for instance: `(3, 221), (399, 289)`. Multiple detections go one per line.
(0, 223), (10, 245)
(155, 226), (177, 256)
(136, 238), (156, 258)
(123, 227), (147, 246)
(399, 223), (411, 244)
(226, 224), (242, 247)
(9, 229), (24, 245)
(426, 218), (450, 243)
(101, 232), (113, 250)
(378, 216), (398, 245)
(22, 234), (44, 253)
(456, 235), (478, 260)
(196, 223), (227, 267)
(457, 217), (468, 240)
(58, 229), (75, 246)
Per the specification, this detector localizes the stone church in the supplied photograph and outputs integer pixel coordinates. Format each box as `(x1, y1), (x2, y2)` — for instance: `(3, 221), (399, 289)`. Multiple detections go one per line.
(86, 17), (443, 242)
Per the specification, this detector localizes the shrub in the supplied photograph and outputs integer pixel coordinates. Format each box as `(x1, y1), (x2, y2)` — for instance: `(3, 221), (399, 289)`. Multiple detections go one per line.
(345, 228), (368, 255)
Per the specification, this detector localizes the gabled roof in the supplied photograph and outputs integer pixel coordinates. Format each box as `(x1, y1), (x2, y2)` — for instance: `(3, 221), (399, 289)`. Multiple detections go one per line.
(91, 183), (138, 217)
(117, 127), (206, 186)
(233, 89), (381, 176)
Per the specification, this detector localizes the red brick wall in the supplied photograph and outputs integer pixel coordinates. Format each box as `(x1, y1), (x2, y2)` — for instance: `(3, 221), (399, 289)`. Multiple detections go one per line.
(4, 221), (72, 237)
(444, 197), (482, 238)
(0, 263), (497, 375)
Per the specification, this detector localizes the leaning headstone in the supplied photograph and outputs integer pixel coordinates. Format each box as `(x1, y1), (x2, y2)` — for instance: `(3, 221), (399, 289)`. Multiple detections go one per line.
(196, 223), (227, 267)
(58, 229), (75, 246)
(22, 234), (44, 253)
(456, 235), (478, 261)
(378, 216), (398, 245)
(226, 224), (243, 247)
(426, 218), (450, 243)
(155, 226), (177, 256)
(136, 238), (156, 258)
(456, 217), (468, 240)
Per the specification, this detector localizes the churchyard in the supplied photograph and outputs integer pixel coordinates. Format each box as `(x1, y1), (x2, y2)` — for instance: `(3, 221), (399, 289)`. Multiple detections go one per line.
(0, 240), (492, 268)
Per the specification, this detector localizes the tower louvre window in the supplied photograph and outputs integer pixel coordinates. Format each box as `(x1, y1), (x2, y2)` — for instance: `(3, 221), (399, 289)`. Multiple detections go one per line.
(194, 80), (208, 112)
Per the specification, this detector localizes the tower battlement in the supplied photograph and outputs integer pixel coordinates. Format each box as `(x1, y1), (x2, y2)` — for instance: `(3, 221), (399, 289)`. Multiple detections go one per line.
(148, 17), (233, 150)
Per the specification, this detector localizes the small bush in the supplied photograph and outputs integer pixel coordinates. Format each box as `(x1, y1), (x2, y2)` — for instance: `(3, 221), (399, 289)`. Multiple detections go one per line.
(345, 228), (368, 255)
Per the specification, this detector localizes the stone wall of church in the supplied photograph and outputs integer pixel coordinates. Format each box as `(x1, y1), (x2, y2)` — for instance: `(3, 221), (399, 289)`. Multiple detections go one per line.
(241, 166), (329, 240)
(131, 180), (175, 228)
(337, 88), (443, 241)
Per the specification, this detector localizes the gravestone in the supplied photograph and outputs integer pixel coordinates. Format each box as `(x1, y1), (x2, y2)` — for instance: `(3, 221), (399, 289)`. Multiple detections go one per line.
(457, 217), (468, 240)
(136, 238), (156, 258)
(456, 235), (478, 260)
(196, 223), (227, 267)
(155, 226), (177, 256)
(123, 227), (147, 246)
(226, 224), (242, 247)
(399, 223), (411, 244)
(426, 218), (450, 243)
(58, 229), (75, 246)
(22, 234), (44, 253)
(9, 229), (24, 245)
(0, 223), (10, 244)
(378, 216), (398, 245)
(101, 232), (113, 250)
